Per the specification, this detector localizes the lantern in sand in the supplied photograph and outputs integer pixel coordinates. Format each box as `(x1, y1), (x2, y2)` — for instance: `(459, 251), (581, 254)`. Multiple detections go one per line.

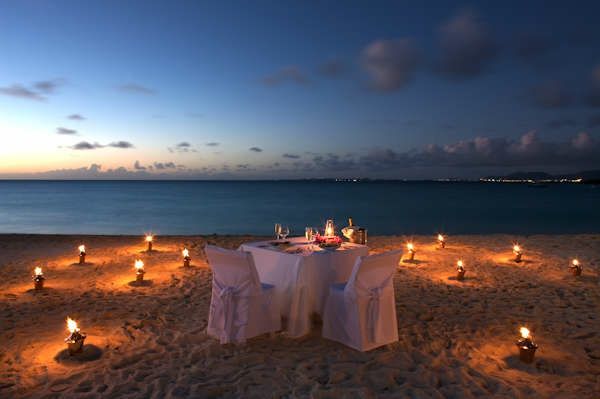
(134, 259), (145, 282)
(78, 245), (86, 264)
(65, 317), (86, 355)
(33, 267), (45, 290)
(456, 260), (466, 281)
(437, 234), (446, 248)
(406, 242), (416, 261)
(145, 234), (154, 251)
(516, 326), (538, 363)
(513, 244), (523, 263)
(183, 248), (191, 267)
(570, 259), (582, 276)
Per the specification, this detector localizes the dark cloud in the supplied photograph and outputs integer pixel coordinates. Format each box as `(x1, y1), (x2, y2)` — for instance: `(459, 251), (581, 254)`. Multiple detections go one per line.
(436, 10), (498, 79)
(153, 162), (176, 170)
(262, 66), (309, 87)
(318, 58), (346, 78)
(282, 153), (301, 159)
(0, 84), (46, 101)
(56, 127), (77, 135)
(359, 131), (599, 169)
(513, 32), (553, 62)
(530, 81), (572, 108)
(168, 141), (197, 153)
(361, 38), (420, 92)
(108, 141), (134, 149)
(117, 83), (156, 95)
(34, 79), (65, 94)
(584, 65), (600, 107)
(71, 141), (103, 150)
(249, 147), (263, 152)
(588, 114), (600, 128)
(206, 142), (220, 147)
(546, 118), (577, 129)
(67, 114), (86, 121)
(177, 142), (191, 148)
(134, 161), (146, 170)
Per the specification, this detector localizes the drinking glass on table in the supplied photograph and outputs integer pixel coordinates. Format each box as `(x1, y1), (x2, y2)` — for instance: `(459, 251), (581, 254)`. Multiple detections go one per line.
(279, 226), (290, 240)
(305, 227), (315, 242)
(274, 223), (282, 240)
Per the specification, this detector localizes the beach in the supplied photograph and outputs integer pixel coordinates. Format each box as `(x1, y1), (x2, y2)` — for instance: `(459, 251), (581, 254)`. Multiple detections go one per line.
(1, 233), (599, 398)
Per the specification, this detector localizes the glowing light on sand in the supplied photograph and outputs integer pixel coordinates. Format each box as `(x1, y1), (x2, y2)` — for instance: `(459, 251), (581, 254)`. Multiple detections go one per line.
(437, 234), (446, 248)
(182, 248), (189, 258)
(34, 266), (43, 276)
(572, 259), (579, 267)
(78, 245), (86, 253)
(145, 234), (154, 251)
(519, 326), (530, 339)
(65, 316), (86, 355)
(134, 259), (145, 272)
(513, 244), (523, 262)
(456, 260), (464, 269)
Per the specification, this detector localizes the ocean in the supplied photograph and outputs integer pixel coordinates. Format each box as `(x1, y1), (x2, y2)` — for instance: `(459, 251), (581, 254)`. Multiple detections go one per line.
(0, 180), (598, 235)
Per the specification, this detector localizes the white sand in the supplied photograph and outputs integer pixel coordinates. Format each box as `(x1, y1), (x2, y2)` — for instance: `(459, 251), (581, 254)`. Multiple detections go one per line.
(1, 234), (599, 398)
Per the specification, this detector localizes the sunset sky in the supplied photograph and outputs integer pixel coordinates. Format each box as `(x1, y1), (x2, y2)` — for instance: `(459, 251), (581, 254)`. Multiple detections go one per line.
(1, 0), (599, 179)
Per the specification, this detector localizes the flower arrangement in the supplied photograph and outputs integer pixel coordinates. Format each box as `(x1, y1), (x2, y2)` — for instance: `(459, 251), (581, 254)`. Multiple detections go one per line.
(314, 233), (342, 248)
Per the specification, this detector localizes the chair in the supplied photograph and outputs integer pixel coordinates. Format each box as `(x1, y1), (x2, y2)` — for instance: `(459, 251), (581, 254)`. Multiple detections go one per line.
(205, 245), (281, 344)
(322, 250), (402, 351)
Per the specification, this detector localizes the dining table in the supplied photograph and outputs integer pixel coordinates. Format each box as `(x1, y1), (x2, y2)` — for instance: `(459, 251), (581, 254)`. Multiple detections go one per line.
(240, 237), (369, 337)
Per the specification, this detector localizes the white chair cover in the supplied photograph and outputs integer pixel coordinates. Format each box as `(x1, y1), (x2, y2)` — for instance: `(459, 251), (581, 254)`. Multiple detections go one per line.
(205, 245), (281, 344)
(322, 250), (401, 351)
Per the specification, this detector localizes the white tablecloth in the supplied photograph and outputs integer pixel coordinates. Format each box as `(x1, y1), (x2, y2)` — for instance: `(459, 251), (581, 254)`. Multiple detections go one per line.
(240, 237), (369, 337)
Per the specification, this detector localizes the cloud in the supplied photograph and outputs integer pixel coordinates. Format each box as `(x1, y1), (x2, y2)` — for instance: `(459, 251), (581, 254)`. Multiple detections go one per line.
(56, 127), (77, 135)
(318, 58), (346, 78)
(71, 141), (103, 150)
(530, 81), (572, 108)
(117, 83), (156, 95)
(546, 118), (577, 129)
(262, 66), (309, 87)
(108, 141), (134, 149)
(0, 84), (46, 101)
(436, 9), (498, 79)
(358, 131), (599, 169)
(361, 38), (420, 91)
(513, 32), (553, 62)
(587, 114), (600, 128)
(134, 160), (146, 170)
(282, 153), (301, 159)
(168, 141), (197, 153)
(34, 79), (65, 94)
(206, 142), (220, 147)
(68, 114), (86, 121)
(69, 140), (134, 150)
(153, 162), (176, 170)
(584, 64), (600, 107)
(176, 142), (191, 148)
(249, 147), (263, 152)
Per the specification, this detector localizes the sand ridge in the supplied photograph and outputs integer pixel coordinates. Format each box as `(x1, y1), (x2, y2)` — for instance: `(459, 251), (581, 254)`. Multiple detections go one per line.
(0, 234), (599, 398)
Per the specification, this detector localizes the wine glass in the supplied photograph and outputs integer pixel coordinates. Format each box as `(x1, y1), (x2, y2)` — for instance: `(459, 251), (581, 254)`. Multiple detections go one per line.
(274, 223), (281, 240)
(279, 226), (290, 240)
(305, 227), (314, 242)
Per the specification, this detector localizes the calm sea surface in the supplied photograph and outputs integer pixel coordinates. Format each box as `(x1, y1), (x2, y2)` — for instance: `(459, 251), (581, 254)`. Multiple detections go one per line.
(0, 181), (598, 235)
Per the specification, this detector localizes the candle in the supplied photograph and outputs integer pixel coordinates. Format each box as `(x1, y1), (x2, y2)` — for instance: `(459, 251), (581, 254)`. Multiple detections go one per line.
(33, 267), (45, 290)
(407, 242), (416, 261)
(513, 244), (523, 263)
(135, 259), (145, 282)
(324, 219), (335, 237)
(456, 259), (466, 281)
(78, 245), (86, 264)
(570, 258), (582, 276)
(65, 317), (86, 355)
(516, 326), (538, 363)
(437, 234), (446, 248)
(182, 248), (191, 267)
(145, 234), (154, 251)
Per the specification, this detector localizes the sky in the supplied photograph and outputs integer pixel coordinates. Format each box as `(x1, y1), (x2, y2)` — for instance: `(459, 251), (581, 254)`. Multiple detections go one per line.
(1, 0), (599, 179)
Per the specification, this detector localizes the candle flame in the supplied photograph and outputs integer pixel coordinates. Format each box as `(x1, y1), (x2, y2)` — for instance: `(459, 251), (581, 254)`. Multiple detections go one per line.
(519, 326), (530, 339)
(457, 260), (464, 268)
(67, 317), (79, 334)
(78, 245), (85, 253)
(513, 244), (521, 253)
(182, 248), (189, 258)
(145, 234), (154, 242)
(407, 242), (414, 251)
(134, 259), (145, 271)
(34, 266), (43, 276)
(437, 234), (444, 242)
(572, 259), (579, 266)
